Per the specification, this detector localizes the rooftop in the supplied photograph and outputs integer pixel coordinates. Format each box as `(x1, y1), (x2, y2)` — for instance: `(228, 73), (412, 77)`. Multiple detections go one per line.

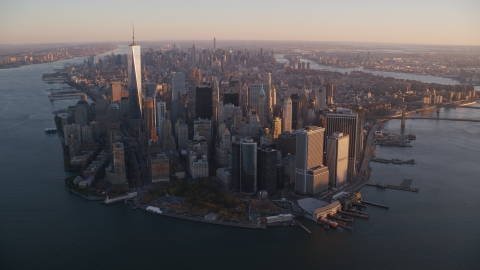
(297, 198), (329, 214)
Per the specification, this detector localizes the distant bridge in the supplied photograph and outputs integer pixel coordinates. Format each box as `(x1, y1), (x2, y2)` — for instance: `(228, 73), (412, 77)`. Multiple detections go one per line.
(367, 116), (480, 122)
(405, 117), (480, 122)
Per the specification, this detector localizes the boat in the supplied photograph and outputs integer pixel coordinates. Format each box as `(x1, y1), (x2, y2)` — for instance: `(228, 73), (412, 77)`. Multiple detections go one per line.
(318, 218), (339, 228)
(132, 207), (138, 210)
(45, 128), (57, 133)
(405, 159), (415, 164)
(408, 125), (416, 140)
(392, 158), (403, 165)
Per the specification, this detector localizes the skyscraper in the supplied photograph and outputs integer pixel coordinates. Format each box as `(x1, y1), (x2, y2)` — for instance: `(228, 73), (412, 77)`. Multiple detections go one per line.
(315, 85), (326, 111)
(192, 42), (197, 64)
(326, 83), (334, 105)
(326, 109), (358, 180)
(231, 138), (257, 193)
(196, 87), (213, 119)
(295, 126), (329, 195)
(283, 97), (292, 132)
(111, 82), (122, 103)
(326, 132), (349, 187)
(171, 72), (186, 101)
(128, 33), (142, 121)
(156, 100), (166, 145)
(257, 146), (278, 195)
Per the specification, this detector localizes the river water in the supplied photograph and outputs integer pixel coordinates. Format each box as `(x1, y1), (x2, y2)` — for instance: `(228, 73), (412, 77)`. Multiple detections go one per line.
(275, 54), (480, 92)
(1, 48), (479, 269)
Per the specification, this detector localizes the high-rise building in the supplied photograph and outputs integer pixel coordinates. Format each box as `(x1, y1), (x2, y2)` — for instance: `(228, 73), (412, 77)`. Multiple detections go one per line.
(277, 131), (296, 158)
(106, 141), (127, 186)
(231, 138), (257, 193)
(128, 36), (142, 121)
(283, 97), (292, 132)
(162, 120), (176, 151)
(326, 132), (349, 187)
(215, 127), (231, 168)
(295, 126), (329, 195)
(315, 85), (326, 111)
(290, 94), (300, 130)
(194, 119), (212, 151)
(258, 87), (267, 125)
(223, 93), (239, 106)
(63, 123), (81, 146)
(144, 99), (157, 142)
(257, 146), (278, 195)
(177, 123), (189, 150)
(326, 109), (358, 180)
(111, 82), (122, 103)
(351, 105), (365, 160)
(196, 87), (213, 120)
(326, 83), (334, 105)
(150, 153), (170, 183)
(171, 72), (186, 101)
(156, 100), (167, 145)
(272, 117), (282, 140)
(212, 78), (219, 133)
(192, 42), (197, 64)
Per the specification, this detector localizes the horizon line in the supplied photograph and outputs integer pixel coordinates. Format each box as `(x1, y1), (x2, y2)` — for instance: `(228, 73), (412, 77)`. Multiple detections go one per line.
(1, 39), (480, 47)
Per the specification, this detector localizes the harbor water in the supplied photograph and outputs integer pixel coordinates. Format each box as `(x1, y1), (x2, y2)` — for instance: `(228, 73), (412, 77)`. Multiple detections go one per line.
(0, 48), (479, 269)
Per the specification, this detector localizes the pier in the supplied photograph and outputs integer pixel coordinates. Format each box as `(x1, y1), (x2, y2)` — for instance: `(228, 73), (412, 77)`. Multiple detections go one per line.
(338, 210), (370, 219)
(299, 223), (311, 234)
(371, 157), (415, 165)
(366, 178), (419, 192)
(361, 201), (390, 209)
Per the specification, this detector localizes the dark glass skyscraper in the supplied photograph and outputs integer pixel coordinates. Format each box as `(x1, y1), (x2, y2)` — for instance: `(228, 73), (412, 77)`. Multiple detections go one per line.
(232, 138), (257, 193)
(196, 87), (213, 119)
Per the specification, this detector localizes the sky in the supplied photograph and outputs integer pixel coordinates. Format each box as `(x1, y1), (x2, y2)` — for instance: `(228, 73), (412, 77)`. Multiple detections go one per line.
(1, 0), (479, 45)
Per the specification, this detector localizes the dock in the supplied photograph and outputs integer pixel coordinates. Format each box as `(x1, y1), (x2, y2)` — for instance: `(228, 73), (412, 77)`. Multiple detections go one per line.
(371, 157), (415, 165)
(338, 210), (370, 219)
(361, 201), (389, 209)
(299, 223), (311, 234)
(366, 178), (419, 192)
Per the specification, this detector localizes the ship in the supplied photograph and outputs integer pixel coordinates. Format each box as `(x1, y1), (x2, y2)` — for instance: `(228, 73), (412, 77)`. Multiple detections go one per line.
(392, 158), (403, 165)
(317, 217), (338, 228)
(45, 128), (57, 133)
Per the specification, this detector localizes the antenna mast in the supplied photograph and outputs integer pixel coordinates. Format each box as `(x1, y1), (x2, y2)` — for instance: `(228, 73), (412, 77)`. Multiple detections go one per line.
(132, 22), (135, 45)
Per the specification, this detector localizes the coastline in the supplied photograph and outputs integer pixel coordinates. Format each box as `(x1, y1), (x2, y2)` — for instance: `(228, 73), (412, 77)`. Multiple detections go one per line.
(0, 45), (119, 70)
(132, 197), (267, 230)
(66, 186), (105, 201)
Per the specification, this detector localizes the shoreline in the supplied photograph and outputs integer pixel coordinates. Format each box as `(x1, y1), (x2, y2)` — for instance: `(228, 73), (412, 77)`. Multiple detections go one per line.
(132, 198), (267, 230)
(66, 186), (104, 201)
(1, 46), (119, 71)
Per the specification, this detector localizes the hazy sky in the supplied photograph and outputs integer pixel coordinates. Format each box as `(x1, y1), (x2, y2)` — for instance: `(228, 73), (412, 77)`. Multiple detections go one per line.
(1, 0), (479, 45)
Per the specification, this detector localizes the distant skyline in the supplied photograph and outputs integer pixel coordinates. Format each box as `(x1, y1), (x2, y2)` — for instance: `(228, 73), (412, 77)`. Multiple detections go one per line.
(1, 0), (479, 45)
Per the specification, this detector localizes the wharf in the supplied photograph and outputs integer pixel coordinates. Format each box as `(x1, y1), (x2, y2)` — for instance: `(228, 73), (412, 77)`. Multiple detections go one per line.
(366, 178), (419, 192)
(299, 223), (312, 234)
(371, 157), (415, 165)
(338, 210), (370, 219)
(361, 201), (389, 209)
(375, 141), (412, 147)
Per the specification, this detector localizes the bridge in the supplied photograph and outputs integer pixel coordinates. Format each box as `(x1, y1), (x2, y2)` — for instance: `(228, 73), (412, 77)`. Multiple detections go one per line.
(405, 117), (480, 122)
(368, 116), (480, 122)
